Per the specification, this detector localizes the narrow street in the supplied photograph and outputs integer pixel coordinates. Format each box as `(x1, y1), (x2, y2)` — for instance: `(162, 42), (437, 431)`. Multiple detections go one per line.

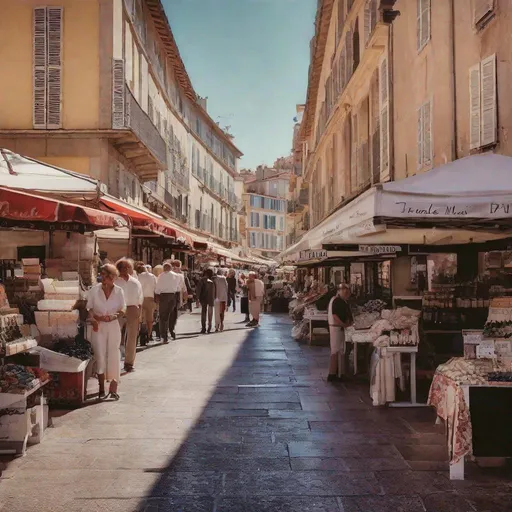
(1, 311), (511, 512)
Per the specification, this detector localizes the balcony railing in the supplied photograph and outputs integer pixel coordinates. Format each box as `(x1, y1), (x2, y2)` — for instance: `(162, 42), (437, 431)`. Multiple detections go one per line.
(114, 85), (167, 181)
(170, 171), (190, 191)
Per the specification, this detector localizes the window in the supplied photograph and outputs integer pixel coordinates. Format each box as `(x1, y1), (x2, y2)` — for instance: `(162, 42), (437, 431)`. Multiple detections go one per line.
(469, 54), (497, 149)
(417, 100), (433, 170)
(379, 58), (389, 176)
(474, 0), (495, 28)
(195, 117), (201, 136)
(250, 212), (260, 227)
(33, 7), (63, 129)
(417, 0), (431, 52)
(250, 231), (256, 248)
(279, 216), (284, 231)
(364, 0), (378, 46)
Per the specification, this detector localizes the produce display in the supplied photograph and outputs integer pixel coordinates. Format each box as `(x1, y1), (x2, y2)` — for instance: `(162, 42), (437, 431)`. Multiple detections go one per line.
(482, 320), (512, 339)
(52, 335), (92, 361)
(0, 364), (50, 393)
(434, 358), (492, 385)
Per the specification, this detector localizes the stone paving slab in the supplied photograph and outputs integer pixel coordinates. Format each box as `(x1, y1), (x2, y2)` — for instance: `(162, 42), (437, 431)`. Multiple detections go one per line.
(1, 311), (511, 512)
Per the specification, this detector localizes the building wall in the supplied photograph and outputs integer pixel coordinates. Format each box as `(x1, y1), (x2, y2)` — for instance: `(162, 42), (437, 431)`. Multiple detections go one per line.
(304, 0), (391, 228)
(0, 0), (101, 130)
(393, 0), (512, 180)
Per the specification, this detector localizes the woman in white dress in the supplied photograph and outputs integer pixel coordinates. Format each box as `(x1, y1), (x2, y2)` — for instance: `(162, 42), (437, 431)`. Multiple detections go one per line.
(87, 264), (126, 400)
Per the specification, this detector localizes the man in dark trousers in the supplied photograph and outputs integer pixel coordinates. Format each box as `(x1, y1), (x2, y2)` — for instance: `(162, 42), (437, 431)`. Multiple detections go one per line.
(196, 268), (215, 334)
(327, 284), (353, 382)
(226, 269), (237, 312)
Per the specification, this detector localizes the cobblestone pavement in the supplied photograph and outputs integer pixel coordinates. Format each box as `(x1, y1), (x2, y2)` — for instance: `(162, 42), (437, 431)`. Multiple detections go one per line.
(1, 310), (511, 511)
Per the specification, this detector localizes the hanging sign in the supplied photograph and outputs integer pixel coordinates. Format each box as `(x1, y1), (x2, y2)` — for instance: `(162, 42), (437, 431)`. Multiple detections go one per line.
(299, 250), (327, 261)
(359, 245), (402, 255)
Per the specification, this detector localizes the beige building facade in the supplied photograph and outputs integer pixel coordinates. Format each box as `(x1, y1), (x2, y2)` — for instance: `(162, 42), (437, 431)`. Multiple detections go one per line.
(297, 0), (508, 243)
(0, 0), (241, 246)
(299, 0), (395, 232)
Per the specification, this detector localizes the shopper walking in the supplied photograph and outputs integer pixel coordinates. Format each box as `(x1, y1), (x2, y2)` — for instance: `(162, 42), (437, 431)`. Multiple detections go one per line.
(155, 261), (181, 342)
(115, 259), (143, 372)
(247, 271), (264, 327)
(227, 269), (237, 312)
(171, 260), (188, 332)
(196, 268), (215, 334)
(87, 264), (126, 401)
(239, 272), (250, 323)
(327, 284), (354, 382)
(136, 262), (157, 345)
(214, 269), (228, 332)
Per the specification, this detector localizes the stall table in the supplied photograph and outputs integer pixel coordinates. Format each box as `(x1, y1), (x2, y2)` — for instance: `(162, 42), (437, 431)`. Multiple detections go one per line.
(428, 358), (512, 480)
(386, 345), (421, 407)
(304, 311), (329, 344)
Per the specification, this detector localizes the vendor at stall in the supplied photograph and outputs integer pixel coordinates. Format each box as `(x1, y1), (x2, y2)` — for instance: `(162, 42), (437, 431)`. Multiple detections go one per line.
(327, 284), (353, 382)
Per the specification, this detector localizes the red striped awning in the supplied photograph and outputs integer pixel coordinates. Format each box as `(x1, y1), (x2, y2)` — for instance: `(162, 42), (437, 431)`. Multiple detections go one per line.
(100, 197), (193, 246)
(0, 187), (126, 230)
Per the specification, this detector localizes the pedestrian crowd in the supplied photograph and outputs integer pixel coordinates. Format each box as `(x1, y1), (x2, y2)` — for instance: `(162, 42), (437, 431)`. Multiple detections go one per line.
(88, 259), (265, 401)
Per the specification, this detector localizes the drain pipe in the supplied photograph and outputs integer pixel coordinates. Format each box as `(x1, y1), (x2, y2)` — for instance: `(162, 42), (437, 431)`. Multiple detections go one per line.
(449, 0), (458, 160)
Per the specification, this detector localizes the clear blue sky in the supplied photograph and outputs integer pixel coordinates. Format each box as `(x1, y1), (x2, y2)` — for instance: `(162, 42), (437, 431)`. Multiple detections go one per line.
(163, 0), (316, 169)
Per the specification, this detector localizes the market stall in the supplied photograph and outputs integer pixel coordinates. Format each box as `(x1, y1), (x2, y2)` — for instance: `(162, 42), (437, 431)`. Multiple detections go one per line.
(0, 187), (125, 454)
(429, 296), (512, 480)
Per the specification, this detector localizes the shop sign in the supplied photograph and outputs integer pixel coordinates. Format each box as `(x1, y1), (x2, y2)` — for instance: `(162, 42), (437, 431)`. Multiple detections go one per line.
(299, 250), (327, 261)
(359, 245), (402, 255)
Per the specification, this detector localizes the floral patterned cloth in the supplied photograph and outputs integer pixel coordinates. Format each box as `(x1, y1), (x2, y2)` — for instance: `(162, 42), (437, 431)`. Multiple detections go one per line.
(428, 373), (472, 464)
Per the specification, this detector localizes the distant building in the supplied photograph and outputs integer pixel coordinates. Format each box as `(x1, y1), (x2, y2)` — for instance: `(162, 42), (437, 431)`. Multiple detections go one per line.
(242, 167), (290, 259)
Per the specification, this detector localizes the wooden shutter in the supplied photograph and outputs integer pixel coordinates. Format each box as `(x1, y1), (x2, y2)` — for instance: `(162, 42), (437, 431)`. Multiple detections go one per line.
(417, 0), (430, 51)
(422, 0), (431, 48)
(480, 54), (497, 147)
(469, 63), (481, 149)
(46, 7), (63, 129)
(379, 59), (389, 174)
(417, 105), (424, 169)
(339, 48), (346, 91)
(124, 24), (133, 89)
(422, 101), (432, 167)
(112, 59), (125, 129)
(350, 113), (358, 191)
(364, 1), (371, 45)
(474, 0), (494, 26)
(345, 29), (353, 85)
(33, 7), (47, 129)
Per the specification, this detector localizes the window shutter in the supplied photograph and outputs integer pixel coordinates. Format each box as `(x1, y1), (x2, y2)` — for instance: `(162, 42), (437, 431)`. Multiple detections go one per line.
(350, 113), (358, 191)
(469, 63), (481, 149)
(112, 58), (125, 129)
(46, 7), (63, 129)
(417, 105), (424, 169)
(345, 29), (353, 85)
(421, 0), (430, 49)
(379, 59), (389, 174)
(480, 53), (497, 147)
(124, 25), (133, 89)
(474, 0), (494, 26)
(364, 1), (371, 45)
(33, 7), (47, 129)
(416, 0), (422, 50)
(422, 101), (432, 167)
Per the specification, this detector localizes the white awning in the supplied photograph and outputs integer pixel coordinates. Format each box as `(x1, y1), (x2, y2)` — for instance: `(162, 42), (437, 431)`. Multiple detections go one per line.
(280, 153), (512, 258)
(0, 149), (100, 197)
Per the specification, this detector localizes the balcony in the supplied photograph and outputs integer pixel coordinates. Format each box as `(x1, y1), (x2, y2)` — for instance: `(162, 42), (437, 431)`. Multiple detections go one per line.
(113, 86), (167, 181)
(170, 170), (190, 191)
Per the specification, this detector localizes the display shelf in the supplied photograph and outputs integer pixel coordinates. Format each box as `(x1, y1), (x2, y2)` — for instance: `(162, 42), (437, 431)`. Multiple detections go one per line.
(0, 379), (49, 401)
(3, 338), (37, 356)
